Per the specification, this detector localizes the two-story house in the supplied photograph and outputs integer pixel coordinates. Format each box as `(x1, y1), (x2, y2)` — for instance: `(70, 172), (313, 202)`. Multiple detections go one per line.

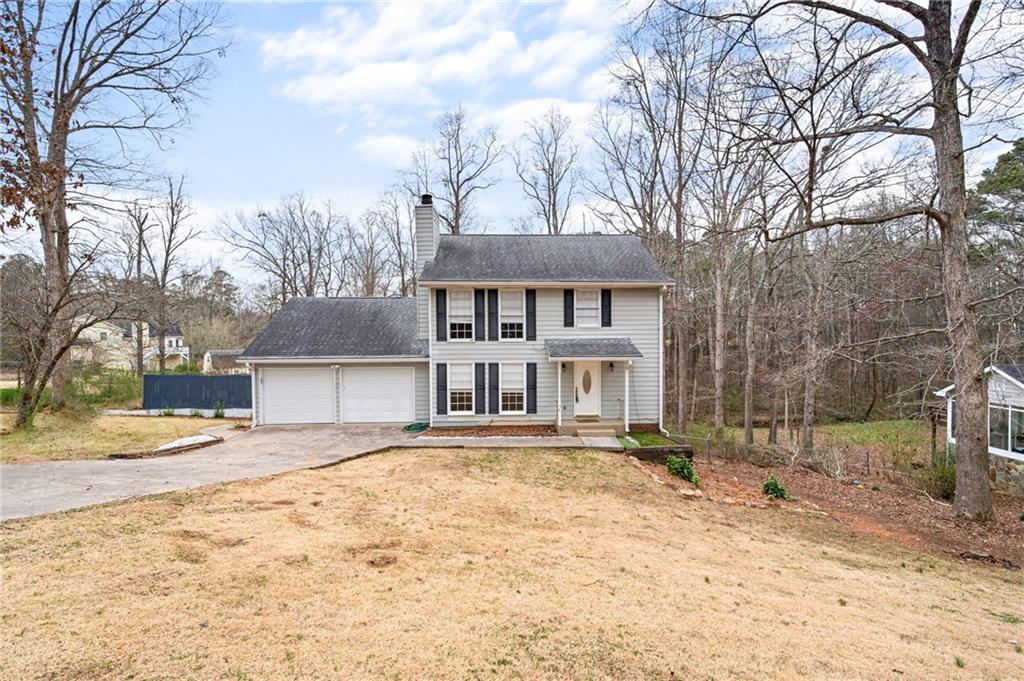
(70, 320), (190, 371)
(239, 194), (672, 433)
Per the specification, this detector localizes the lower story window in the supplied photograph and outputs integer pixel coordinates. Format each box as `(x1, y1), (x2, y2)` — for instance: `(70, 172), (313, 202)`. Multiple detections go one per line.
(449, 363), (474, 414)
(500, 363), (525, 414)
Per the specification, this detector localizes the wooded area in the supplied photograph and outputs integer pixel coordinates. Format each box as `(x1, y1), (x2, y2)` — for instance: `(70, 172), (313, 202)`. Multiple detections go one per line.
(2, 1), (1022, 520)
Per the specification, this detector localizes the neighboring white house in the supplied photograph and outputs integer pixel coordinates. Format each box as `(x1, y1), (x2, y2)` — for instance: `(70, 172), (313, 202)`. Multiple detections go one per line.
(70, 320), (190, 371)
(239, 194), (672, 433)
(202, 349), (248, 375)
(936, 364), (1024, 496)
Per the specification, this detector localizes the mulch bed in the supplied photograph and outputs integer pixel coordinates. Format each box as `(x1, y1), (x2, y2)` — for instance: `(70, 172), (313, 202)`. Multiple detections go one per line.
(691, 458), (1024, 569)
(421, 425), (558, 438)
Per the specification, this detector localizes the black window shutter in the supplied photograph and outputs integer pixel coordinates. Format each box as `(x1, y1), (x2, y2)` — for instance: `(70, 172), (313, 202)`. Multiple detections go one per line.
(436, 289), (447, 342)
(474, 363), (485, 414)
(436, 363), (447, 415)
(473, 289), (485, 341)
(563, 289), (574, 327)
(526, 289), (536, 340)
(488, 363), (499, 414)
(487, 289), (499, 341)
(601, 289), (612, 327)
(526, 363), (537, 414)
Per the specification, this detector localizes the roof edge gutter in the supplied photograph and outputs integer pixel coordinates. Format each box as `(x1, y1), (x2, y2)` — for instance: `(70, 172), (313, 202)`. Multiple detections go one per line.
(239, 356), (428, 364)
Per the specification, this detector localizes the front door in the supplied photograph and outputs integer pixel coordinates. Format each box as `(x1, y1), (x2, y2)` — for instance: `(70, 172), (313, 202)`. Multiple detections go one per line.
(574, 361), (601, 416)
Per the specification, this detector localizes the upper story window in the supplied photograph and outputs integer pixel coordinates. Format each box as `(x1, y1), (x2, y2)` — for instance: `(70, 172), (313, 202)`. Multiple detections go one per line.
(448, 289), (473, 341)
(500, 289), (525, 340)
(575, 289), (600, 328)
(448, 363), (474, 414)
(99, 331), (108, 341)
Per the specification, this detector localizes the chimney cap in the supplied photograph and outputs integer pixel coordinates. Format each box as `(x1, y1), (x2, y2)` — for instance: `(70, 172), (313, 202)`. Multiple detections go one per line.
(420, 193), (433, 206)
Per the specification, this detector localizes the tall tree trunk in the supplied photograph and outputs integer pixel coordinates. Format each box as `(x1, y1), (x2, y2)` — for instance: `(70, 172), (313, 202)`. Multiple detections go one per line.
(801, 329), (817, 457)
(743, 298), (756, 446)
(713, 264), (726, 433)
(928, 13), (992, 520)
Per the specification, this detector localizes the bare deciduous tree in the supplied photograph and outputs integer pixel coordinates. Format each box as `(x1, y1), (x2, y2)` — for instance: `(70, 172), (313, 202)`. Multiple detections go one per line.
(514, 106), (581, 235)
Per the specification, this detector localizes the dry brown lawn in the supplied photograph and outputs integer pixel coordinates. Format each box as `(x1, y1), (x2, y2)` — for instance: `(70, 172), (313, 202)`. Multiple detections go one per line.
(1, 447), (1022, 680)
(0, 413), (235, 463)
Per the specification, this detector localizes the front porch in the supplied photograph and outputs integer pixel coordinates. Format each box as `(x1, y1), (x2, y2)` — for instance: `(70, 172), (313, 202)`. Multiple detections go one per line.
(547, 337), (643, 436)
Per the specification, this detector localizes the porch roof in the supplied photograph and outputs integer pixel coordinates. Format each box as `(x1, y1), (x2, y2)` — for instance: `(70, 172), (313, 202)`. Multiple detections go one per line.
(545, 338), (642, 361)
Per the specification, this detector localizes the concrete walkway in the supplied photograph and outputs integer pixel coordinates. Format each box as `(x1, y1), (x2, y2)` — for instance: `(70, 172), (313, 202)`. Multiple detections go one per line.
(0, 425), (416, 521)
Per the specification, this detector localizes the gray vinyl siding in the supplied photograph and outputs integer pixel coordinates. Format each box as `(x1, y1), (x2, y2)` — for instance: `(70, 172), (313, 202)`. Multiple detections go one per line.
(416, 287), (430, 340)
(414, 362), (429, 421)
(430, 287), (662, 425)
(991, 373), (1024, 406)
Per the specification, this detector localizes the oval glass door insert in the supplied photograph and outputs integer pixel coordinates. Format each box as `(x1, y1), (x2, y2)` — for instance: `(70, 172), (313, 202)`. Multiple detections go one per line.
(582, 370), (592, 394)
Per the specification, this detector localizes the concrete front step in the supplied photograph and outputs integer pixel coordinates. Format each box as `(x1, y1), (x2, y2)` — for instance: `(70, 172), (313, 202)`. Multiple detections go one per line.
(575, 428), (618, 438)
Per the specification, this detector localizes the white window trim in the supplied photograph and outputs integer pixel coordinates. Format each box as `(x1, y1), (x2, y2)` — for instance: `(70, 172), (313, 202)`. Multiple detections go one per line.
(498, 288), (526, 342)
(499, 362), (527, 415)
(446, 289), (475, 343)
(447, 363), (475, 416)
(988, 402), (1024, 461)
(574, 288), (601, 329)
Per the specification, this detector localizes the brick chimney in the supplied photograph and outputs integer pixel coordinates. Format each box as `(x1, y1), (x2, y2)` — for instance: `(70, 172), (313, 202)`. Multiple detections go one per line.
(415, 193), (439, 276)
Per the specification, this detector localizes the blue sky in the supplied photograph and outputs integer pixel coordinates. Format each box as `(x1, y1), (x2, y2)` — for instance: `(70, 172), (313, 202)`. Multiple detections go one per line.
(164, 0), (626, 248)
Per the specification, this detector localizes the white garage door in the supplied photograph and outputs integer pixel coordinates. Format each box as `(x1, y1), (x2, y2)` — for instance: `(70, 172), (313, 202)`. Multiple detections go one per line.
(342, 366), (414, 423)
(262, 367), (335, 425)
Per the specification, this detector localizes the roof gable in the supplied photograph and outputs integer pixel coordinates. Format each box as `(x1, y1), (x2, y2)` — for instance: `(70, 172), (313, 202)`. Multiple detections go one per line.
(419, 234), (672, 284)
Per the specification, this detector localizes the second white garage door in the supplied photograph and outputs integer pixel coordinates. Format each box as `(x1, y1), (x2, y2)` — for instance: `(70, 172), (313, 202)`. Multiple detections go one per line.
(342, 366), (414, 423)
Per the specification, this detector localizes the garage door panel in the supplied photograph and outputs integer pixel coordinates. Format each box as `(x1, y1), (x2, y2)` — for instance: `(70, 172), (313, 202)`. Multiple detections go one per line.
(262, 367), (335, 425)
(342, 367), (414, 423)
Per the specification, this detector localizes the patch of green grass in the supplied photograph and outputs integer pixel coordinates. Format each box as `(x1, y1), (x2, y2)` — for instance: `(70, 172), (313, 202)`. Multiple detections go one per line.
(985, 609), (1023, 625)
(954, 656), (965, 669)
(626, 431), (674, 447)
(820, 420), (929, 451)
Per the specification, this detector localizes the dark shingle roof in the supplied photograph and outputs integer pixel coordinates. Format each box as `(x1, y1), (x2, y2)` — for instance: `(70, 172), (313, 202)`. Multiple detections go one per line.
(240, 298), (426, 359)
(148, 322), (183, 337)
(995, 363), (1024, 385)
(545, 338), (642, 359)
(419, 234), (672, 284)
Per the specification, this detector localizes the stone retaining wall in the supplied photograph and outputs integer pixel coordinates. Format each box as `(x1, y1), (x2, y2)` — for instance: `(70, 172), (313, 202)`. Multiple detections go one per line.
(990, 454), (1024, 497)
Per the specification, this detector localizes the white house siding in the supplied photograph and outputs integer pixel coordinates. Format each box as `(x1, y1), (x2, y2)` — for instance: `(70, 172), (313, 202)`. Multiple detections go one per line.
(414, 362), (429, 422)
(991, 372), (1024, 406)
(430, 286), (663, 425)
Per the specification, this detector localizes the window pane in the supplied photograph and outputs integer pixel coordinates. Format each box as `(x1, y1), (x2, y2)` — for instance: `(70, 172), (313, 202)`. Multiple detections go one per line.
(500, 322), (524, 339)
(501, 392), (524, 412)
(576, 289), (600, 327)
(989, 405), (1009, 451)
(449, 289), (473, 317)
(502, 364), (523, 390)
(449, 322), (473, 340)
(1011, 410), (1024, 454)
(450, 391), (473, 413)
(450, 364), (474, 389)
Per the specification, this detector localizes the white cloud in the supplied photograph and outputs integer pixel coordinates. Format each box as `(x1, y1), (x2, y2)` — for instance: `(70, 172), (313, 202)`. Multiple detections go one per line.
(259, 3), (617, 121)
(355, 134), (421, 164)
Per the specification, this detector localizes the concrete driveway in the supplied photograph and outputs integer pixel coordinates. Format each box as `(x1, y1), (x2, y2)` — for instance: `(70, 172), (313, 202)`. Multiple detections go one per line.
(0, 425), (415, 521)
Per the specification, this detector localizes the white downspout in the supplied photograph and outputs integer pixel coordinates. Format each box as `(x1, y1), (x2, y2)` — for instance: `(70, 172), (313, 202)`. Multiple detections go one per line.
(625, 360), (631, 434)
(658, 287), (667, 435)
(556, 362), (562, 429)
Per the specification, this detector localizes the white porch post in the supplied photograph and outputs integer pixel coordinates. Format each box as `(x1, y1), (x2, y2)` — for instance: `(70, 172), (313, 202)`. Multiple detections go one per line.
(624, 361), (631, 433)
(556, 362), (562, 428)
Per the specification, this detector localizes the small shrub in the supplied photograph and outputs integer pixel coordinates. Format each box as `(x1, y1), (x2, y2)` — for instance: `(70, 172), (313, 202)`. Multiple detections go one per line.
(213, 401), (225, 418)
(189, 409), (203, 418)
(920, 463), (956, 501)
(666, 455), (699, 486)
(763, 475), (791, 500)
(160, 408), (175, 417)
